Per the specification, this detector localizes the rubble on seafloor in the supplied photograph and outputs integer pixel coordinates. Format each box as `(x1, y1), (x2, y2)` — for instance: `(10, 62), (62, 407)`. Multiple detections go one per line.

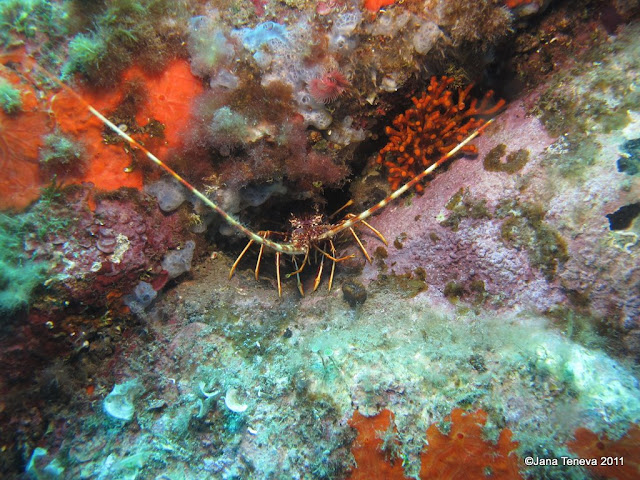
(1, 0), (640, 479)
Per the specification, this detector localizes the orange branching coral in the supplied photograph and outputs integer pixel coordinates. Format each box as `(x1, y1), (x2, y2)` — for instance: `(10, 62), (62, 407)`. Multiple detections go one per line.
(420, 408), (522, 480)
(348, 409), (409, 480)
(377, 76), (505, 193)
(568, 426), (640, 480)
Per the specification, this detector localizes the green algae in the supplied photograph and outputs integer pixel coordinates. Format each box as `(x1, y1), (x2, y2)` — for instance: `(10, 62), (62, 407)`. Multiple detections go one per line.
(443, 278), (488, 307)
(535, 61), (640, 138)
(533, 24), (640, 142)
(0, 77), (22, 114)
(217, 308), (295, 360)
(342, 280), (367, 307)
(545, 305), (613, 352)
(443, 280), (465, 301)
(483, 143), (507, 169)
(373, 245), (389, 271)
(483, 144), (530, 173)
(440, 188), (492, 231)
(0, 192), (70, 312)
(61, 31), (108, 80)
(373, 245), (388, 259)
(393, 232), (407, 249)
(504, 149), (530, 173)
(373, 272), (428, 298)
(529, 24), (640, 197)
(0, 0), (66, 46)
(62, 0), (189, 86)
(617, 138), (640, 176)
(541, 134), (601, 182)
(497, 199), (569, 281)
(39, 131), (85, 174)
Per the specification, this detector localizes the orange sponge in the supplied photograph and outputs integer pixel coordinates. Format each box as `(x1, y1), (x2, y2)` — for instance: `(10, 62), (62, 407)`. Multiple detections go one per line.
(0, 67), (51, 210)
(420, 408), (522, 480)
(568, 425), (640, 480)
(122, 59), (204, 159)
(364, 0), (395, 13)
(50, 59), (203, 194)
(347, 407), (522, 479)
(348, 409), (409, 480)
(51, 86), (143, 193)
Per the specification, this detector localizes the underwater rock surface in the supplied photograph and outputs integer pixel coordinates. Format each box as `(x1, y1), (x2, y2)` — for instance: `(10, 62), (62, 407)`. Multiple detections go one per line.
(0, 1), (639, 479)
(358, 24), (640, 353)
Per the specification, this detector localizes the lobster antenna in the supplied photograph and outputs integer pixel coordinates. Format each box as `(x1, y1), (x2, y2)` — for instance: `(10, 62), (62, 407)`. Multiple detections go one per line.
(30, 62), (306, 256)
(29, 60), (494, 252)
(317, 119), (495, 241)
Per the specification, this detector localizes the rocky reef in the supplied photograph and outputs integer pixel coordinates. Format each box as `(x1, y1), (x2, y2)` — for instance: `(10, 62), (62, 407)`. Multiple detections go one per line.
(1, 0), (640, 479)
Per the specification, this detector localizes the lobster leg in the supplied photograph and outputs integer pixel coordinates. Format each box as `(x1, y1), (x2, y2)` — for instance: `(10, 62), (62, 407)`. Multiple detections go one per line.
(286, 249), (310, 277)
(255, 231), (273, 280)
(329, 199), (354, 219)
(292, 257), (305, 296)
(358, 219), (388, 246)
(276, 252), (282, 297)
(313, 255), (325, 292)
(328, 240), (337, 292)
(256, 243), (265, 280)
(229, 239), (254, 279)
(313, 246), (355, 263)
(348, 227), (372, 263)
(344, 213), (388, 245)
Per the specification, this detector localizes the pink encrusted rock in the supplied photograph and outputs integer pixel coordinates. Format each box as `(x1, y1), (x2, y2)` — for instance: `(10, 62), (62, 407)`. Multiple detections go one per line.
(352, 83), (640, 354)
(354, 97), (562, 309)
(41, 186), (189, 307)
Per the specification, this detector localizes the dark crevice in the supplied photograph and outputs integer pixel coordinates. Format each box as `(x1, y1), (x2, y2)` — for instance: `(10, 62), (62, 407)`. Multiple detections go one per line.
(606, 202), (640, 230)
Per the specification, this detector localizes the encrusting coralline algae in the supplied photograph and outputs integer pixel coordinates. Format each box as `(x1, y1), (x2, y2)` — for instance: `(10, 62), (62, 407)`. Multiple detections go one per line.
(1, 1), (640, 479)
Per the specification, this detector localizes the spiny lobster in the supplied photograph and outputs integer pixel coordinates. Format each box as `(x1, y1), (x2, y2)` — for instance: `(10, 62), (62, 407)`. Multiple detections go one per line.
(32, 62), (494, 296)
